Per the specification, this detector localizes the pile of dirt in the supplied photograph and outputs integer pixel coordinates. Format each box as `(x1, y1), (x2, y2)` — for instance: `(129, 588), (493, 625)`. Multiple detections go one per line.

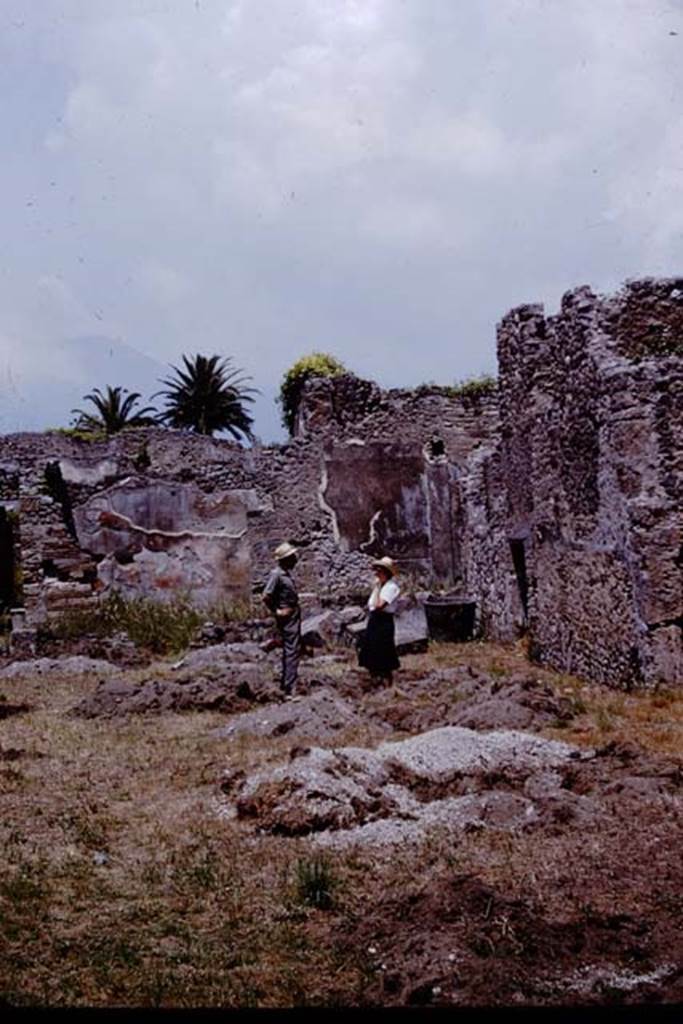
(72, 662), (282, 719)
(364, 668), (578, 734)
(324, 735), (683, 1006)
(70, 648), (352, 718)
(0, 656), (120, 681)
(34, 633), (149, 668)
(216, 687), (379, 743)
(559, 739), (682, 805)
(221, 726), (589, 841)
(334, 861), (683, 1006)
(169, 641), (269, 673)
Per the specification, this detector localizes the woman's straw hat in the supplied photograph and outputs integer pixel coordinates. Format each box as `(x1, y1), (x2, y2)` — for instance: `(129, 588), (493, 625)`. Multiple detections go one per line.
(371, 556), (397, 577)
(274, 541), (298, 561)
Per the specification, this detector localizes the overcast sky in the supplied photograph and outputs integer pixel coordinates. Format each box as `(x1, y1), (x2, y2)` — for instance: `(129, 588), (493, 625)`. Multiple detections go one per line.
(1, 0), (682, 440)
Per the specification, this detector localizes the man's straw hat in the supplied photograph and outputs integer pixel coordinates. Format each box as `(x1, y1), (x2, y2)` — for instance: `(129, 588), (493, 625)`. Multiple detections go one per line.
(371, 556), (397, 577)
(274, 541), (298, 561)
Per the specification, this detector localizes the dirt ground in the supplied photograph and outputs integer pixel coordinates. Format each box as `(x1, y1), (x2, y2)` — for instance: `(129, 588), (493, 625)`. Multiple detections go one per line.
(0, 639), (681, 1008)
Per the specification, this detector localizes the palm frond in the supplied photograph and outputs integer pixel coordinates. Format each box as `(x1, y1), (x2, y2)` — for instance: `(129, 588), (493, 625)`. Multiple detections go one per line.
(70, 385), (158, 434)
(155, 353), (257, 440)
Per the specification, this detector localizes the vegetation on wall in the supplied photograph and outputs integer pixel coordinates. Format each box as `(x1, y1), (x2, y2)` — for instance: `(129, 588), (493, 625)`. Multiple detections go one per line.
(278, 352), (349, 434)
(450, 373), (498, 398)
(50, 427), (108, 443)
(415, 373), (498, 400)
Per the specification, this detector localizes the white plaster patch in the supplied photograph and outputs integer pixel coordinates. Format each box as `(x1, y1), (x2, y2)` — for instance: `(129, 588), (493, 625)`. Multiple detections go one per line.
(317, 458), (342, 546)
(59, 459), (119, 486)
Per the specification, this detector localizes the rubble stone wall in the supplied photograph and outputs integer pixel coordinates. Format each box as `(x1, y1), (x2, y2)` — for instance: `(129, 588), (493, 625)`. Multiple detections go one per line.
(497, 279), (682, 687)
(0, 382), (516, 638)
(1, 276), (680, 688)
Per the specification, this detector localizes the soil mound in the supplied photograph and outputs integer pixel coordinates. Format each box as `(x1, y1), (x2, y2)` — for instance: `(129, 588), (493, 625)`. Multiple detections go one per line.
(335, 865), (683, 1006)
(373, 669), (577, 733)
(221, 726), (589, 841)
(72, 663), (281, 718)
(0, 656), (119, 680)
(216, 688), (378, 743)
(169, 642), (268, 673)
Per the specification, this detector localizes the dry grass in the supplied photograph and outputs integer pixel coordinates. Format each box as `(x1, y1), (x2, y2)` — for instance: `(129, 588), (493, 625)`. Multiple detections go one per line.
(0, 672), (371, 1007)
(409, 640), (683, 757)
(0, 641), (681, 1007)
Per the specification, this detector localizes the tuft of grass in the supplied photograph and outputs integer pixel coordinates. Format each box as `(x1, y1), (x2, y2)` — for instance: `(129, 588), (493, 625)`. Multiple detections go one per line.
(448, 373), (498, 398)
(208, 598), (256, 625)
(294, 854), (339, 911)
(413, 374), (497, 400)
(44, 592), (203, 655)
(48, 427), (108, 443)
(595, 705), (615, 734)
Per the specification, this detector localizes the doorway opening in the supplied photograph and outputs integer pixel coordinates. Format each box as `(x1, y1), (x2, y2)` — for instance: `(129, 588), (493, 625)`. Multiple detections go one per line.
(0, 507), (19, 611)
(509, 537), (529, 625)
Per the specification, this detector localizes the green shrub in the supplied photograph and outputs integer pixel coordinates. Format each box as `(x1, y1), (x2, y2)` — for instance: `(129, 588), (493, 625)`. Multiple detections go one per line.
(278, 353), (349, 434)
(448, 373), (498, 398)
(208, 598), (255, 624)
(48, 427), (108, 443)
(47, 592), (203, 655)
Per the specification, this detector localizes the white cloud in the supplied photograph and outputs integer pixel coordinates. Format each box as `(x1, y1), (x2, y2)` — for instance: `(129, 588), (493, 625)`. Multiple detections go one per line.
(137, 263), (193, 304)
(0, 0), (682, 437)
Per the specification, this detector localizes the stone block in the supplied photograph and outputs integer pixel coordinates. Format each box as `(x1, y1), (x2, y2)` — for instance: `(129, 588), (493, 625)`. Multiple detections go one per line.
(9, 629), (38, 657)
(301, 610), (342, 649)
(394, 601), (429, 654)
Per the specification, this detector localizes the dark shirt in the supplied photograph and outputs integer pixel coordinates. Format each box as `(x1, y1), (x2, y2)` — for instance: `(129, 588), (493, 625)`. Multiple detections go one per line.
(263, 566), (299, 613)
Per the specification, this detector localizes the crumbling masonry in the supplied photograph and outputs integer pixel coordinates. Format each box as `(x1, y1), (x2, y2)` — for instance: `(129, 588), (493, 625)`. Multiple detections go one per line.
(0, 278), (680, 688)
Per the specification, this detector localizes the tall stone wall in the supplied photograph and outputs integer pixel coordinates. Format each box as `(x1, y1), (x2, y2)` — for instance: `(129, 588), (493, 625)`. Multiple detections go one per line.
(498, 279), (682, 687)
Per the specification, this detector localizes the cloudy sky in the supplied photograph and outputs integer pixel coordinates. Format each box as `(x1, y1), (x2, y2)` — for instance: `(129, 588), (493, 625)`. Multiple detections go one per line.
(1, 0), (682, 440)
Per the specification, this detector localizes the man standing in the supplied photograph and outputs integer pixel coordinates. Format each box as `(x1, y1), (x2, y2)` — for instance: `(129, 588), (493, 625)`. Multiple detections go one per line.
(262, 542), (301, 699)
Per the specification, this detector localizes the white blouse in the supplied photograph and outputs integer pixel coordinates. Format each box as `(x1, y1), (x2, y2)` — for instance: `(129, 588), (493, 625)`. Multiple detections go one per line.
(368, 578), (400, 614)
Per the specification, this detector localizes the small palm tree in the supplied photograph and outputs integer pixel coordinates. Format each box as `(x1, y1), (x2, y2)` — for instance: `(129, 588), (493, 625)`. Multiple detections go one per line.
(71, 386), (157, 434)
(155, 354), (256, 440)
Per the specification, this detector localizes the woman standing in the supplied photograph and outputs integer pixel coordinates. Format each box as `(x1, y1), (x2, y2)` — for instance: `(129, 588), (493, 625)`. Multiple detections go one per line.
(358, 556), (401, 684)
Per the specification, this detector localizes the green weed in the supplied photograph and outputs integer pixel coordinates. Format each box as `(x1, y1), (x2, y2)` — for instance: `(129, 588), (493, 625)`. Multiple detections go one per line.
(45, 592), (203, 655)
(294, 854), (339, 911)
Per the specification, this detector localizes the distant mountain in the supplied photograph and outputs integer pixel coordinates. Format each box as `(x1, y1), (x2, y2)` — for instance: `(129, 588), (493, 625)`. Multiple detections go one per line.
(0, 334), (286, 441)
(0, 335), (166, 434)
(61, 335), (165, 394)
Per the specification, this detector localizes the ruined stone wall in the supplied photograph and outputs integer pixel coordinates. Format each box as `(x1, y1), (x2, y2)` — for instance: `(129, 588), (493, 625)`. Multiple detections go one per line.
(292, 375), (522, 639)
(0, 381), (519, 639)
(0, 431), (275, 623)
(498, 279), (682, 687)
(2, 277), (678, 687)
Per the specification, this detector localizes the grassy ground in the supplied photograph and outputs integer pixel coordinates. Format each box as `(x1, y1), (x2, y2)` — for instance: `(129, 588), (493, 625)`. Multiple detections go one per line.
(409, 639), (683, 756)
(0, 641), (681, 1007)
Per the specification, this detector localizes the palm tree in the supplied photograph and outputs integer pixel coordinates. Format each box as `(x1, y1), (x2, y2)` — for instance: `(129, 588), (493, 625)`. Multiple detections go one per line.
(155, 354), (256, 440)
(71, 386), (157, 434)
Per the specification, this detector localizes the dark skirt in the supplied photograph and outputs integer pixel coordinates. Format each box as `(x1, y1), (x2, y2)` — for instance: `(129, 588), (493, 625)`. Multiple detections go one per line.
(358, 609), (400, 675)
